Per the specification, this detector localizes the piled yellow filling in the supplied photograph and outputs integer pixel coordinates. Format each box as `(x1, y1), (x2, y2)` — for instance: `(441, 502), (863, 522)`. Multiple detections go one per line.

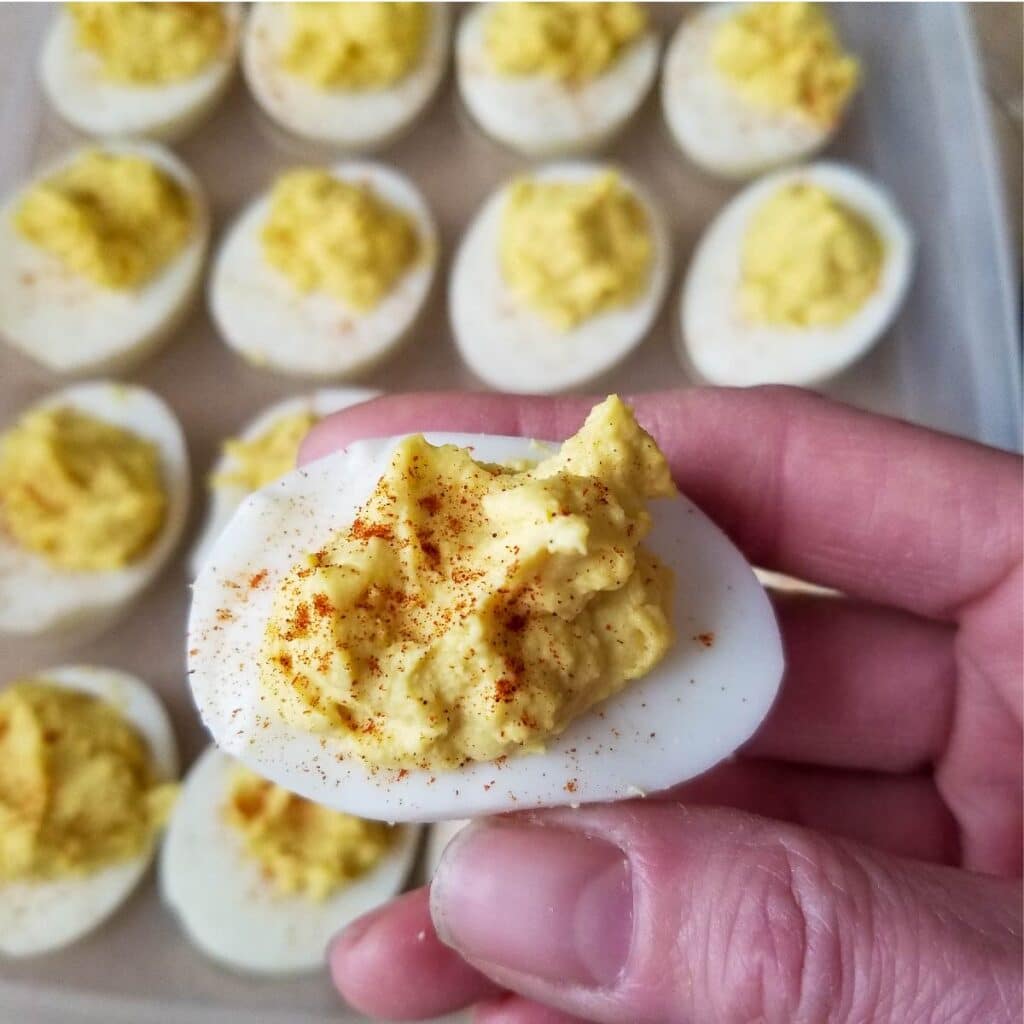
(0, 681), (175, 881)
(15, 151), (193, 291)
(214, 412), (318, 493)
(0, 407), (166, 571)
(262, 169), (420, 311)
(261, 395), (676, 770)
(486, 2), (646, 82)
(224, 765), (393, 901)
(741, 183), (884, 327)
(281, 2), (428, 90)
(712, 1), (859, 126)
(500, 172), (652, 329)
(70, 2), (227, 85)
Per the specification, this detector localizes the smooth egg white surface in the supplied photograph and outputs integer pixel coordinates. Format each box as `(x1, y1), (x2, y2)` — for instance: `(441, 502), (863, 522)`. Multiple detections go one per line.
(0, 382), (190, 639)
(0, 141), (209, 376)
(188, 431), (784, 823)
(210, 162), (437, 379)
(189, 388), (380, 579)
(0, 665), (178, 958)
(456, 4), (659, 157)
(160, 745), (421, 975)
(450, 163), (671, 394)
(661, 3), (840, 180)
(243, 3), (450, 150)
(680, 162), (914, 387)
(39, 4), (243, 142)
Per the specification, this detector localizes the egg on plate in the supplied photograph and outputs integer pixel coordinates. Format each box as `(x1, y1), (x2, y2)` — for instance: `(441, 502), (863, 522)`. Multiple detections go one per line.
(210, 162), (437, 379)
(0, 381), (190, 639)
(243, 2), (450, 151)
(0, 141), (209, 376)
(456, 2), (659, 157)
(679, 161), (914, 387)
(450, 162), (671, 394)
(0, 665), (177, 957)
(40, 2), (242, 142)
(160, 745), (421, 974)
(661, 2), (859, 179)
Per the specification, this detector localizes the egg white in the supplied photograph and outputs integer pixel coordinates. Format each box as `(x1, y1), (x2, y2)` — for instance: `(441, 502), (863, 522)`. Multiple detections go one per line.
(661, 3), (849, 180)
(242, 3), (450, 151)
(456, 3), (659, 157)
(425, 819), (470, 878)
(160, 745), (421, 975)
(187, 430), (783, 823)
(0, 141), (209, 376)
(679, 161), (914, 387)
(39, 4), (243, 142)
(450, 162), (671, 394)
(0, 381), (190, 639)
(189, 387), (381, 578)
(0, 665), (178, 958)
(210, 161), (438, 380)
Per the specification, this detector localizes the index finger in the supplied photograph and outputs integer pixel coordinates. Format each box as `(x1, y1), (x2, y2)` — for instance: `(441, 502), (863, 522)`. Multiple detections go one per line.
(299, 386), (1022, 621)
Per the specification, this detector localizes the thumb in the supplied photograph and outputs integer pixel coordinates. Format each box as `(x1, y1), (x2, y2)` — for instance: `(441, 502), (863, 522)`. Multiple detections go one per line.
(430, 805), (1022, 1024)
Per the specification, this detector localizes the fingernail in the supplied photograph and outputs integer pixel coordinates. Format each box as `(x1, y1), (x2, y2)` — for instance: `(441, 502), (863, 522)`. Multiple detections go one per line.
(430, 821), (632, 987)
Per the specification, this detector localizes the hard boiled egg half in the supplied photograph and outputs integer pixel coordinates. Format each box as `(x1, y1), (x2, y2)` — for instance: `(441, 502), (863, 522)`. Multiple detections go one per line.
(0, 665), (177, 957)
(0, 381), (190, 639)
(210, 162), (437, 379)
(0, 142), (209, 376)
(679, 162), (914, 387)
(450, 162), (671, 394)
(41, 2), (242, 142)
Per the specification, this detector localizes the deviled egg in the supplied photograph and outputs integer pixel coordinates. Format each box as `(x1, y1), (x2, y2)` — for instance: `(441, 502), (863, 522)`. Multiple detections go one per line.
(662, 2), (859, 179)
(188, 396), (783, 822)
(456, 2), (659, 156)
(0, 142), (209, 375)
(210, 162), (437, 379)
(190, 387), (380, 577)
(679, 162), (914, 387)
(0, 665), (178, 957)
(0, 381), (190, 639)
(243, 2), (450, 150)
(450, 162), (670, 393)
(41, 2), (242, 142)
(161, 746), (421, 974)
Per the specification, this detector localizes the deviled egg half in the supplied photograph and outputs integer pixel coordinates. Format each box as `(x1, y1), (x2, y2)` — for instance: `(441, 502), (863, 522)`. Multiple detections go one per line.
(457, 2), (658, 156)
(41, 2), (242, 142)
(0, 142), (209, 375)
(161, 746), (420, 974)
(662, 2), (859, 179)
(190, 387), (380, 577)
(0, 381), (190, 639)
(188, 396), (784, 823)
(680, 162), (914, 387)
(0, 665), (177, 957)
(210, 162), (437, 379)
(450, 162), (670, 394)
(243, 2), (450, 150)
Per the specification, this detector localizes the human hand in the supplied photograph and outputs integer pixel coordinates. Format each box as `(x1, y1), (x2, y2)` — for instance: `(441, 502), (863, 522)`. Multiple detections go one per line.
(301, 386), (1022, 1024)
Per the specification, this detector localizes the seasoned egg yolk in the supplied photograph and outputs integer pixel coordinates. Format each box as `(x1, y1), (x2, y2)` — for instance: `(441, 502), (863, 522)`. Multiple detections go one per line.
(741, 183), (884, 328)
(486, 2), (646, 83)
(281, 2), (428, 90)
(0, 406), (167, 572)
(0, 681), (175, 881)
(224, 765), (393, 901)
(500, 172), (653, 330)
(70, 2), (227, 86)
(261, 395), (676, 771)
(14, 151), (193, 291)
(213, 412), (318, 494)
(261, 169), (420, 311)
(712, 2), (859, 126)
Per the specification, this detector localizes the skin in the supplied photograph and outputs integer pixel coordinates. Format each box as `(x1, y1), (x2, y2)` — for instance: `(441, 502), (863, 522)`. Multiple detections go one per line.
(298, 387), (1022, 1024)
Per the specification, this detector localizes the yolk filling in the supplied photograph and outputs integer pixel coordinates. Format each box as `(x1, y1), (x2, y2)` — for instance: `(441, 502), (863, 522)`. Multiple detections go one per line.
(213, 411), (319, 493)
